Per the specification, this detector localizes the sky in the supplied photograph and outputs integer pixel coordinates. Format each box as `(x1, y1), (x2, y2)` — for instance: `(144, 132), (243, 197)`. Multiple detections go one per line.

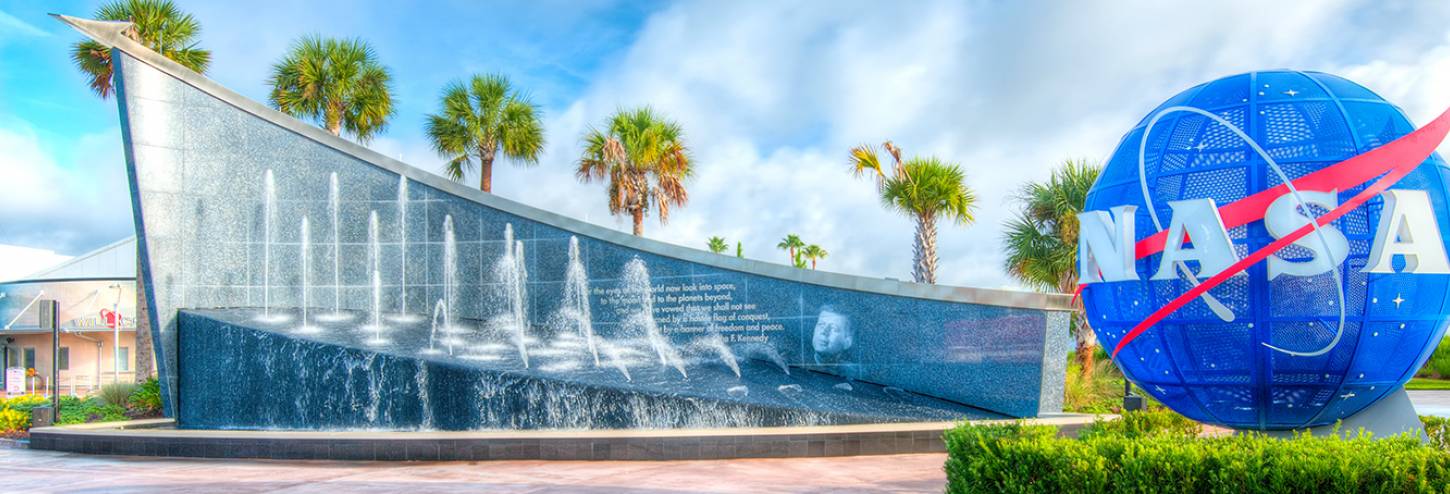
(2, 0), (1449, 289)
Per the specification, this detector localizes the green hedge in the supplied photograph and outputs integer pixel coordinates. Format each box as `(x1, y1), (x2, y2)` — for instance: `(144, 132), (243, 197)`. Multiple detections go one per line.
(1418, 338), (1450, 379)
(946, 411), (1450, 494)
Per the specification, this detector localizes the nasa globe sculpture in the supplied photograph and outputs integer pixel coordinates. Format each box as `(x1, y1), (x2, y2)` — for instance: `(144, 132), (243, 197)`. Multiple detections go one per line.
(1078, 70), (1450, 430)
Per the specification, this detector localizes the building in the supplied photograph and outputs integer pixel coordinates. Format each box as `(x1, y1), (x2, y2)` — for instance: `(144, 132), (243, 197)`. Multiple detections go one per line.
(0, 237), (138, 397)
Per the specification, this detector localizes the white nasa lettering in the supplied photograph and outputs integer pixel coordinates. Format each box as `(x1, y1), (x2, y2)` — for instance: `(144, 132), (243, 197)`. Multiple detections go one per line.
(1079, 190), (1450, 283)
(1265, 190), (1349, 280)
(1363, 189), (1450, 274)
(1151, 198), (1240, 281)
(1077, 206), (1139, 283)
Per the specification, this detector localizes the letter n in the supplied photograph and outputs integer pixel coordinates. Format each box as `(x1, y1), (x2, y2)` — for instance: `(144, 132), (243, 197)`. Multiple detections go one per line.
(1078, 205), (1139, 283)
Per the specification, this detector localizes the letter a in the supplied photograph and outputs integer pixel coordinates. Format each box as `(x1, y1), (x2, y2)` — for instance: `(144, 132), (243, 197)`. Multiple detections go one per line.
(1265, 190), (1349, 280)
(1078, 205), (1139, 283)
(1152, 198), (1239, 280)
(1363, 189), (1450, 274)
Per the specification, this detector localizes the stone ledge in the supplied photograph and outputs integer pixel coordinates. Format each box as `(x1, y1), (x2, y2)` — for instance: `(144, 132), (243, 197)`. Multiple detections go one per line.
(29, 415), (1102, 461)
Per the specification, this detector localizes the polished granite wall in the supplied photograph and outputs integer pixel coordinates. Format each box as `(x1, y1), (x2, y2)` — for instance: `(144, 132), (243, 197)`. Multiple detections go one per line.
(112, 43), (1069, 422)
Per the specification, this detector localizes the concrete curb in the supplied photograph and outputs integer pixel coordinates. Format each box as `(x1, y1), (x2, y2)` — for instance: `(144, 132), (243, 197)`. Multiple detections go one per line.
(30, 415), (1102, 461)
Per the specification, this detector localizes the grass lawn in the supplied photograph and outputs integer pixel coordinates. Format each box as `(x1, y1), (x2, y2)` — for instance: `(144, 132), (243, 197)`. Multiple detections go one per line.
(1407, 377), (1450, 390)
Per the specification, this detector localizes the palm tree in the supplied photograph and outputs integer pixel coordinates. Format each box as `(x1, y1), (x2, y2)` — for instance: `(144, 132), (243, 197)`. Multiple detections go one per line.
(577, 107), (692, 236)
(849, 141), (976, 284)
(1003, 159), (1102, 376)
(426, 74), (545, 193)
(268, 36), (394, 142)
(802, 244), (828, 270)
(70, 0), (212, 98)
(70, 0), (211, 384)
(736, 241), (743, 258)
(777, 234), (804, 264)
(707, 236), (729, 254)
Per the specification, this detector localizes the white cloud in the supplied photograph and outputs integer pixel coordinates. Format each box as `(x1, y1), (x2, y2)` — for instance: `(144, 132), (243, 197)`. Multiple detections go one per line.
(470, 0), (1450, 289)
(0, 244), (70, 282)
(17, 0), (1450, 291)
(0, 120), (131, 254)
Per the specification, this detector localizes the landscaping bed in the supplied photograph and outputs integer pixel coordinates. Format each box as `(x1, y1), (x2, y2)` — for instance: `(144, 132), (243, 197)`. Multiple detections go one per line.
(946, 409), (1450, 493)
(1, 378), (163, 439)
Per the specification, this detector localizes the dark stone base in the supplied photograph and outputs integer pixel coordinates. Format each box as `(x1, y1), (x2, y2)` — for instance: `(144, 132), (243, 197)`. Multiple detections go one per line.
(28, 422), (973, 461)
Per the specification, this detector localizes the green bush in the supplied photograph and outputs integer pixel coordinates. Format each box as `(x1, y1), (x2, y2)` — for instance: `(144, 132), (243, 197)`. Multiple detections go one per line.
(0, 394), (50, 433)
(1418, 337), (1450, 378)
(129, 378), (162, 414)
(1426, 415), (1450, 451)
(1078, 407), (1201, 440)
(946, 413), (1450, 493)
(55, 397), (126, 425)
(99, 382), (138, 408)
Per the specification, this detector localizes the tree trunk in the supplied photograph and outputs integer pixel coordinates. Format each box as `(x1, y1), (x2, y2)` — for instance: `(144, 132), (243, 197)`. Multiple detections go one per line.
(134, 252), (155, 383)
(479, 147), (496, 193)
(811, 259), (817, 270)
(1074, 311), (1096, 377)
(326, 104), (342, 136)
(912, 215), (938, 284)
(631, 209), (644, 236)
(1062, 277), (1097, 378)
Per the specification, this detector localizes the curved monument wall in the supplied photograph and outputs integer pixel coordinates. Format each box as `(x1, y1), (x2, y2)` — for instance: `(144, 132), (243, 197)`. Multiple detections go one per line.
(67, 17), (1072, 427)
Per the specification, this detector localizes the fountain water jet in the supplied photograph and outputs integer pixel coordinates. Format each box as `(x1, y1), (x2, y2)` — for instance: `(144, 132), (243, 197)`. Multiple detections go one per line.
(622, 257), (687, 378)
(315, 173), (352, 323)
(255, 169), (288, 323)
(364, 270), (387, 346)
(702, 331), (740, 378)
(422, 299), (451, 356)
(294, 216), (319, 333)
(495, 224), (530, 367)
(388, 176), (422, 323)
(329, 174), (340, 311)
(368, 210), (380, 282)
(557, 236), (600, 366)
(438, 215), (465, 335)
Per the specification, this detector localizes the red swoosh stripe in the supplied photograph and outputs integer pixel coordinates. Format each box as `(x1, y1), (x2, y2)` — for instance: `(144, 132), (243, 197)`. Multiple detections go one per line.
(1108, 106), (1450, 357)
(1133, 108), (1450, 260)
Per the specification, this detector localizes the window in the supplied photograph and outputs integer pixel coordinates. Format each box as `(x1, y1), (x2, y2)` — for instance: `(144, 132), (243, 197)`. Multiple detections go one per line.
(58, 347), (69, 371)
(119, 347), (130, 371)
(23, 347), (35, 370)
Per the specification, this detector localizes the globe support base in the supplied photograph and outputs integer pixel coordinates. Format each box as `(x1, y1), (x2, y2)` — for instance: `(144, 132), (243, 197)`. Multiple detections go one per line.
(1257, 388), (1426, 443)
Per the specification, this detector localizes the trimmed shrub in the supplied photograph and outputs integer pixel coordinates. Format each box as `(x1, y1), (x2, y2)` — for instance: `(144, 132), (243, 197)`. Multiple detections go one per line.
(1078, 408), (1200, 440)
(56, 397), (126, 425)
(946, 413), (1450, 493)
(1418, 337), (1450, 378)
(1426, 415), (1450, 451)
(0, 394), (50, 433)
(129, 378), (162, 415)
(99, 382), (138, 408)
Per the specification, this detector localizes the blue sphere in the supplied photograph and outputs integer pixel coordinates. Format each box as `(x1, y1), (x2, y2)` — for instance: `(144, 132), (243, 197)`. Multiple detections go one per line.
(1083, 70), (1450, 430)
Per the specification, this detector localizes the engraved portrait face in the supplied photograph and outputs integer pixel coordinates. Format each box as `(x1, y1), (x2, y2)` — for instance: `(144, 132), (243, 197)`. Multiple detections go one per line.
(812, 306), (853, 356)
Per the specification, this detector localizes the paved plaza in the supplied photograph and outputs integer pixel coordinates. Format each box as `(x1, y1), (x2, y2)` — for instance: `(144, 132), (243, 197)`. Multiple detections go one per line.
(0, 447), (946, 493)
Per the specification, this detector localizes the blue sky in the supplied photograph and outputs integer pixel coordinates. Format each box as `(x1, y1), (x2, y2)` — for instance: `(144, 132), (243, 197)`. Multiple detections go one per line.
(3, 1), (1450, 288)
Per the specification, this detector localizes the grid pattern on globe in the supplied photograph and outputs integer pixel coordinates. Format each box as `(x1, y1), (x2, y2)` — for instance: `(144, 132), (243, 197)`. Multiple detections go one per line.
(1083, 71), (1450, 430)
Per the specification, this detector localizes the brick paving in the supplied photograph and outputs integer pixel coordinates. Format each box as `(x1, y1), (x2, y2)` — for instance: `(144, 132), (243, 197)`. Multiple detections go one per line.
(0, 447), (947, 493)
